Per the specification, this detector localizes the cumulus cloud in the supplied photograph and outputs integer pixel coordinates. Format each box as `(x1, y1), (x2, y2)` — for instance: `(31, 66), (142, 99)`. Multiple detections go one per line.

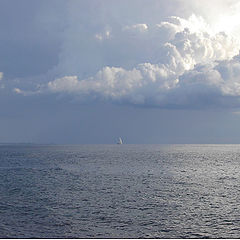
(123, 24), (148, 33)
(14, 12), (240, 109)
(47, 64), (177, 104)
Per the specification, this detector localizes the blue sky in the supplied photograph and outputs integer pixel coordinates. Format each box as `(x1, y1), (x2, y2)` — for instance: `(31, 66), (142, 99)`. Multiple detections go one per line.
(2, 0), (240, 144)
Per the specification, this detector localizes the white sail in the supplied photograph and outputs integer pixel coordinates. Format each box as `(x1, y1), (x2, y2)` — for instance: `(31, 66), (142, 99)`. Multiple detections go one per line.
(118, 137), (123, 144)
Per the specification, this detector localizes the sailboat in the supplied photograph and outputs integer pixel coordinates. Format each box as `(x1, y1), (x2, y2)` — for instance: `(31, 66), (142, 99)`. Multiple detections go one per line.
(117, 137), (123, 144)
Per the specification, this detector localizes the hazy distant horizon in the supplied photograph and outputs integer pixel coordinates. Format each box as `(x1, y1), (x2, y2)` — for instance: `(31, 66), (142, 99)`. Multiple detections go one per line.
(3, 142), (240, 145)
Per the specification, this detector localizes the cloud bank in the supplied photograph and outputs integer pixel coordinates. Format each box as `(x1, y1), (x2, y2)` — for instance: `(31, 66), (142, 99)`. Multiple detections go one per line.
(14, 4), (240, 109)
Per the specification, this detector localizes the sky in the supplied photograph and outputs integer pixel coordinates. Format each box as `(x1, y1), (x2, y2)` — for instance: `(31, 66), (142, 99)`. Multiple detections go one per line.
(2, 0), (240, 144)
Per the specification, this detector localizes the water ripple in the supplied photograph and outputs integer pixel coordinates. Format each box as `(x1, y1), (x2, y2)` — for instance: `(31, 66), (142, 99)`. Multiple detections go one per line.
(1, 144), (240, 238)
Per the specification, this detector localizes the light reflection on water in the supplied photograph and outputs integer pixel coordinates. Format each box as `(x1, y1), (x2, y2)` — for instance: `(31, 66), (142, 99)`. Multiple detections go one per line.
(0, 144), (240, 238)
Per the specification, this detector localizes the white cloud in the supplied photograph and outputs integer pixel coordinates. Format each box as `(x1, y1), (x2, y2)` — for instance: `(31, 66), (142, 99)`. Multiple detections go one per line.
(123, 24), (148, 33)
(13, 88), (23, 94)
(0, 72), (4, 89)
(95, 29), (111, 41)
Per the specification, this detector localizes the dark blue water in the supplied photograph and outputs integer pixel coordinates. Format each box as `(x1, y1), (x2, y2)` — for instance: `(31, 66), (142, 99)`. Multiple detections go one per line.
(1, 144), (240, 238)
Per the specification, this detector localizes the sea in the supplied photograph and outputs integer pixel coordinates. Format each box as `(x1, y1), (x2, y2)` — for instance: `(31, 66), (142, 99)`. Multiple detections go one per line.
(1, 144), (240, 238)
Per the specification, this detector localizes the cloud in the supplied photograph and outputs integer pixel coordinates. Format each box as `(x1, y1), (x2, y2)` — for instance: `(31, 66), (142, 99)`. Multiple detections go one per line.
(18, 14), (234, 108)
(0, 72), (4, 89)
(123, 24), (148, 33)
(44, 56), (240, 108)
(13, 6), (240, 109)
(47, 65), (170, 104)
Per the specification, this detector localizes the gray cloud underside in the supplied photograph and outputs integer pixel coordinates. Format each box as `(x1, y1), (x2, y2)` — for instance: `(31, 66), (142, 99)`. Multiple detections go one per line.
(14, 14), (240, 109)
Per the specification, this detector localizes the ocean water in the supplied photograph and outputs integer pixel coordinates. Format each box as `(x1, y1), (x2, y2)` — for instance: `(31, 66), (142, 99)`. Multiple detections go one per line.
(1, 144), (240, 238)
